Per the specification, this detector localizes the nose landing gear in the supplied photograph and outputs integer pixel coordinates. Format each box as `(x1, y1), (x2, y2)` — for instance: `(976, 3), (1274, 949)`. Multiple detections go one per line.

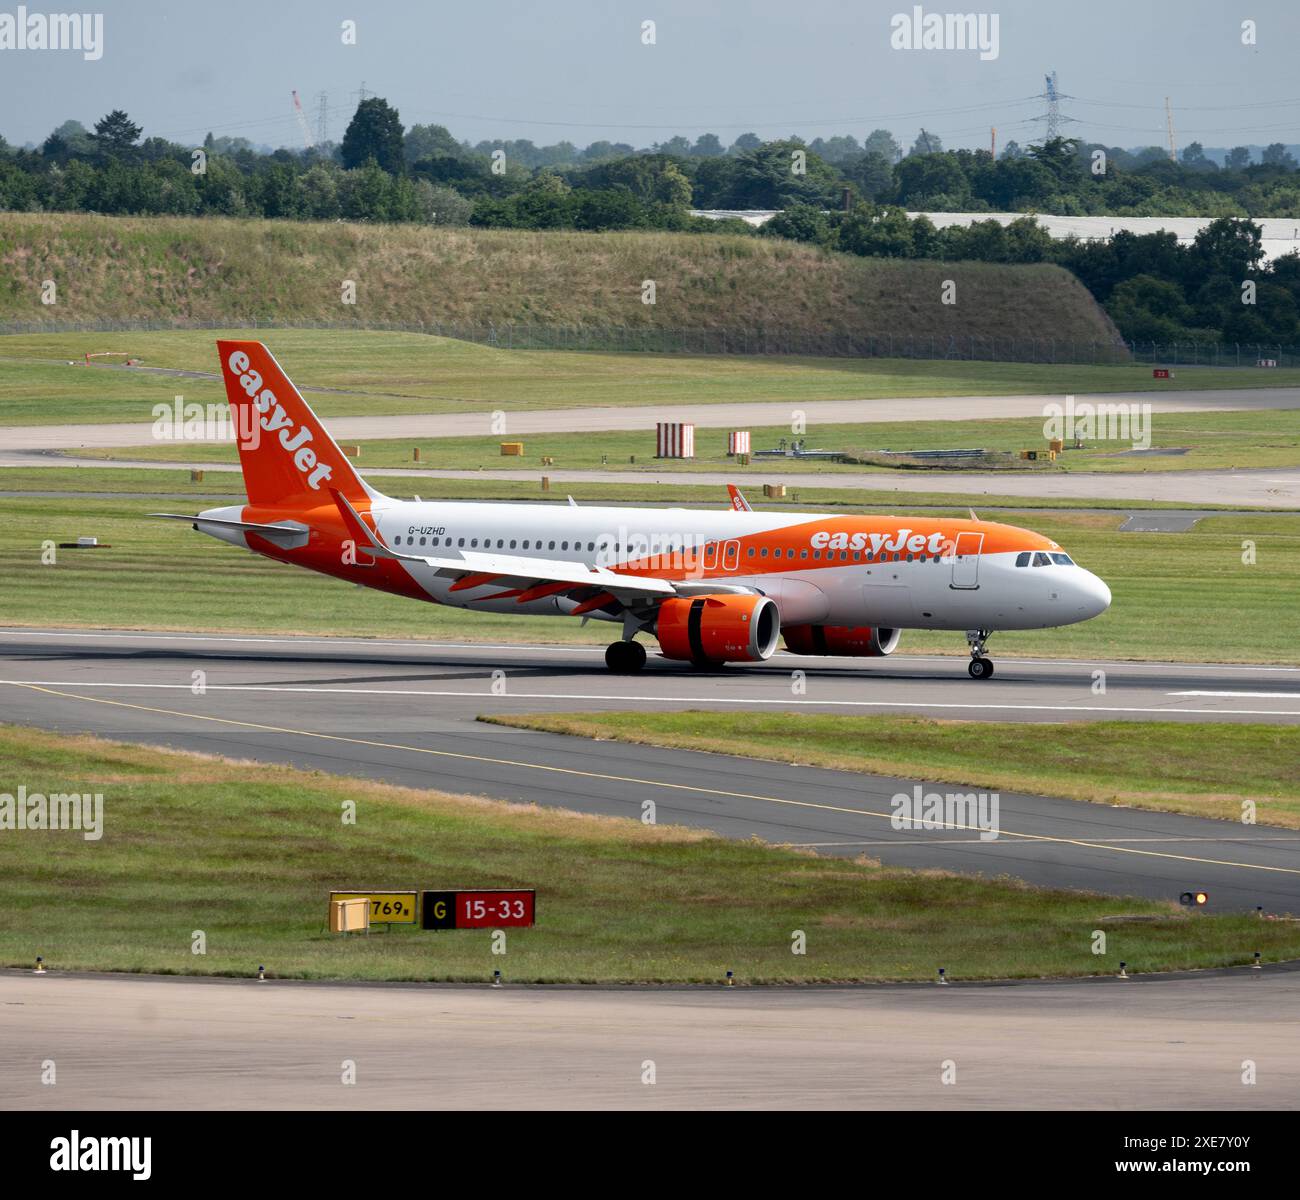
(965, 629), (995, 679)
(605, 639), (647, 674)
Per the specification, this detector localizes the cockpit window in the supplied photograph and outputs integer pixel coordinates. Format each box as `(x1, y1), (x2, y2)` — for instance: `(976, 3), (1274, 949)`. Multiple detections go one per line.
(1015, 552), (1031, 567)
(1050, 553), (1074, 565)
(1032, 552), (1051, 566)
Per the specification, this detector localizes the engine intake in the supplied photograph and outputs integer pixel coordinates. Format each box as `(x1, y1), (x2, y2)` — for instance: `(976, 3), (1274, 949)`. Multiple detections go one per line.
(782, 624), (902, 657)
(657, 594), (780, 664)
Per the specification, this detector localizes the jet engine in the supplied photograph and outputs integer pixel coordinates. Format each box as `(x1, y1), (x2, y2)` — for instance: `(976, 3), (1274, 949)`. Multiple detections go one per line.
(782, 624), (902, 657)
(656, 594), (780, 664)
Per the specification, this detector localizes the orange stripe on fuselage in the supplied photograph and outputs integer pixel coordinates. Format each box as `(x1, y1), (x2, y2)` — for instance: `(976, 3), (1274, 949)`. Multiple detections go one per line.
(614, 516), (1058, 584)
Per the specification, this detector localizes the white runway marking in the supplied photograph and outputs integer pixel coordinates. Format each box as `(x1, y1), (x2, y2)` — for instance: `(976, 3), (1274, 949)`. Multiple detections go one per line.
(4, 678), (1300, 717)
(1169, 690), (1300, 699)
(4, 628), (1300, 674)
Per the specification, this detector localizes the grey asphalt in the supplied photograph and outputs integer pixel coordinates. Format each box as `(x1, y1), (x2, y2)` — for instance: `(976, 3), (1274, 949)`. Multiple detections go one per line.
(3, 967), (1296, 1109)
(6, 385), (1298, 450)
(5, 448), (1298, 506)
(2, 628), (1298, 914)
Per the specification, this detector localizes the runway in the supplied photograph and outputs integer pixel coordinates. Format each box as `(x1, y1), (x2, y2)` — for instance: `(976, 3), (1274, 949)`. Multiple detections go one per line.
(6, 386), (1298, 449)
(2, 628), (1298, 913)
(2, 966), (1296, 1109)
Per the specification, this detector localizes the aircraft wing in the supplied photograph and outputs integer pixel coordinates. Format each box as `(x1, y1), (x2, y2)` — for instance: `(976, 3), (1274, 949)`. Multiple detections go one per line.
(329, 491), (676, 602)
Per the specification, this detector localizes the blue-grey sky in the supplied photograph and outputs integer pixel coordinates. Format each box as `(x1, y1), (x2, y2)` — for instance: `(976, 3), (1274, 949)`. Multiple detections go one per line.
(2, 0), (1298, 152)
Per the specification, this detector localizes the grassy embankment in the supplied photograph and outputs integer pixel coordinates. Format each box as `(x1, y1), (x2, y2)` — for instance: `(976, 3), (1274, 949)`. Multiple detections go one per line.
(1, 210), (1118, 346)
(0, 724), (1293, 982)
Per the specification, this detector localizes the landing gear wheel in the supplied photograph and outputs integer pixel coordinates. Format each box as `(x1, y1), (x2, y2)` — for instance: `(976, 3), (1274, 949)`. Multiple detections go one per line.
(605, 639), (646, 674)
(968, 657), (994, 680)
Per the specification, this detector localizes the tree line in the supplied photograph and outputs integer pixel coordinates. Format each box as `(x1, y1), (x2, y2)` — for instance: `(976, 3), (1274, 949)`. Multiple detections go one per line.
(2, 101), (1299, 343)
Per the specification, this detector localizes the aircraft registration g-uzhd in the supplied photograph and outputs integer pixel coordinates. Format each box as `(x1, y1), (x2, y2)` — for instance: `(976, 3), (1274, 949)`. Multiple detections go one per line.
(152, 341), (1111, 679)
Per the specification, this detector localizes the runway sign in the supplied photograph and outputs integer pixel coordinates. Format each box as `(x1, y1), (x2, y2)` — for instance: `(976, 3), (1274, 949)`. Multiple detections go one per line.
(329, 891), (418, 924)
(421, 890), (536, 930)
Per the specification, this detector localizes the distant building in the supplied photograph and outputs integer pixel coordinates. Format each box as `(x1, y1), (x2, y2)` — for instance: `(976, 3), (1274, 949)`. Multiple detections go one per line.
(691, 209), (1300, 264)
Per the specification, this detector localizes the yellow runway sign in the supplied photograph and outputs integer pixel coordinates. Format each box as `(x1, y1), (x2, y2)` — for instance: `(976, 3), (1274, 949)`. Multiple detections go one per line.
(329, 891), (417, 924)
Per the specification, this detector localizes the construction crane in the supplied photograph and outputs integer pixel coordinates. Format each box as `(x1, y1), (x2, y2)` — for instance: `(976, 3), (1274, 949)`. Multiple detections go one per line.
(291, 90), (314, 150)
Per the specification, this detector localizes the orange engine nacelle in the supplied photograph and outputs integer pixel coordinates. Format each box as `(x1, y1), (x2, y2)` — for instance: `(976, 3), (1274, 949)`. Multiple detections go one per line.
(782, 625), (902, 657)
(656, 594), (781, 664)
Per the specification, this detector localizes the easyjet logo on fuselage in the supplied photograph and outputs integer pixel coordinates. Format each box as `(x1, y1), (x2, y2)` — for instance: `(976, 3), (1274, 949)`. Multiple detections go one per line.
(227, 349), (333, 491)
(811, 528), (950, 556)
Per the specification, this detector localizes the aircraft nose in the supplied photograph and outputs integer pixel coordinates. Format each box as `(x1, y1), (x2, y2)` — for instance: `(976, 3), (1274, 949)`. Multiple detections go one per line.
(1079, 571), (1112, 617)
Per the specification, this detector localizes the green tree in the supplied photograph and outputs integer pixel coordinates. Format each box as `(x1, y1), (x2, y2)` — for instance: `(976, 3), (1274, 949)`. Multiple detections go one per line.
(1261, 143), (1297, 169)
(404, 123), (461, 163)
(862, 129), (901, 162)
(341, 98), (406, 174)
(93, 110), (142, 155)
(836, 203), (914, 257)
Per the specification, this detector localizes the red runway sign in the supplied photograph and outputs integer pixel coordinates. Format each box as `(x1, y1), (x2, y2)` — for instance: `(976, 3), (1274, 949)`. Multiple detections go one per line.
(421, 890), (536, 929)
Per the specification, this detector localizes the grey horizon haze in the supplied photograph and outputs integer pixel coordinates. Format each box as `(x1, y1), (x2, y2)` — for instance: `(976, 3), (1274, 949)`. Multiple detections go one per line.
(0, 0), (1298, 154)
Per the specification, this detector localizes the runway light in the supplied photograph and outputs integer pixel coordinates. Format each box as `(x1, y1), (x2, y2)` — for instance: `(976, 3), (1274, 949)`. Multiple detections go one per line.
(1118, 961), (1128, 979)
(1253, 952), (1262, 970)
(937, 967), (948, 985)
(1179, 891), (1208, 907)
(34, 956), (45, 975)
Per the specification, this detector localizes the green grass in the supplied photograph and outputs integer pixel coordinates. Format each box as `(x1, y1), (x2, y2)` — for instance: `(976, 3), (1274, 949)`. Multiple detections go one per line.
(0, 724), (1294, 981)
(88, 407), (1300, 476)
(5, 325), (1300, 427)
(1, 494), (1297, 662)
(484, 712), (1300, 829)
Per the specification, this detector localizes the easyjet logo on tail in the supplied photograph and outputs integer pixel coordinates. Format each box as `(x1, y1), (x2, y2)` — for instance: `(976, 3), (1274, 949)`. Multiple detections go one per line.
(811, 528), (950, 556)
(227, 349), (333, 491)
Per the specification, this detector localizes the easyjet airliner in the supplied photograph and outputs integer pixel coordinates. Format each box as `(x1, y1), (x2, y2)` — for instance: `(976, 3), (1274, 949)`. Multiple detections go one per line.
(153, 341), (1111, 679)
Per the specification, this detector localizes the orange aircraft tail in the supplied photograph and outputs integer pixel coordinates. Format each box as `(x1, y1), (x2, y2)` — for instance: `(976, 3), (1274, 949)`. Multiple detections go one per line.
(216, 340), (372, 508)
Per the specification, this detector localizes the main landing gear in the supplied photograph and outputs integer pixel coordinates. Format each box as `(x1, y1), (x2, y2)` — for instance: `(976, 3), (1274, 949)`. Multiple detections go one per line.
(605, 639), (647, 674)
(965, 629), (995, 680)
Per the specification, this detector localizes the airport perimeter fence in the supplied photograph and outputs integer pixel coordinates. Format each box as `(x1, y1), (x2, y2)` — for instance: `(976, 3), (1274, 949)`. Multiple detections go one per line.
(3, 315), (1300, 369)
